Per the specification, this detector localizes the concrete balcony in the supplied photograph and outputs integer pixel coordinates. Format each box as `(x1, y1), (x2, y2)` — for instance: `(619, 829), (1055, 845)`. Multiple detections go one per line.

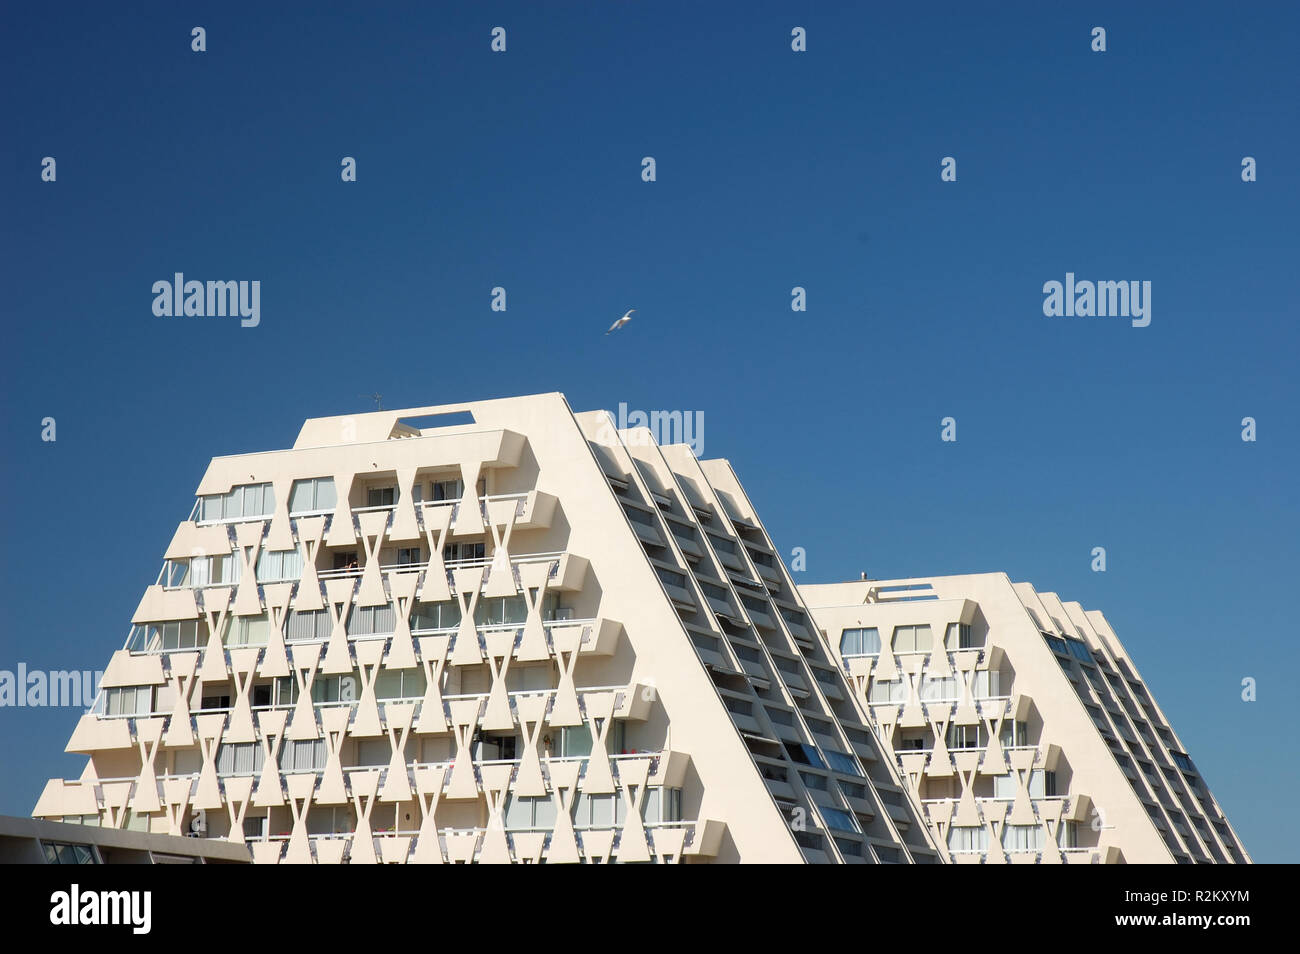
(248, 814), (721, 864)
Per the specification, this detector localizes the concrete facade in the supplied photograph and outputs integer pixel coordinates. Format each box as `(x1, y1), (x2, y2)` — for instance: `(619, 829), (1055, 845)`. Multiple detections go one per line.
(34, 394), (939, 864)
(801, 574), (1251, 864)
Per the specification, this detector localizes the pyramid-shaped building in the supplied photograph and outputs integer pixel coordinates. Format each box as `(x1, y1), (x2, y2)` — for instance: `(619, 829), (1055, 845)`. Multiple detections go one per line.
(35, 393), (941, 864)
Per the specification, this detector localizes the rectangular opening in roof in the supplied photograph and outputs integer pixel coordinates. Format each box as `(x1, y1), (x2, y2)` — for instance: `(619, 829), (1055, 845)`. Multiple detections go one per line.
(396, 412), (476, 431)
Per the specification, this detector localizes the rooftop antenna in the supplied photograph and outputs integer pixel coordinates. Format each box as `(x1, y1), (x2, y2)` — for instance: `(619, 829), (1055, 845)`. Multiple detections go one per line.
(359, 393), (384, 411)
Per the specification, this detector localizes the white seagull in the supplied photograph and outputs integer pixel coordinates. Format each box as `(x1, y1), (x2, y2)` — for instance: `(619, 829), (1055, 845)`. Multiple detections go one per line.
(605, 309), (635, 335)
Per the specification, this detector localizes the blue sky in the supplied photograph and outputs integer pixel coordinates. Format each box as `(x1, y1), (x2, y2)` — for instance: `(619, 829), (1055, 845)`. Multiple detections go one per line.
(1, 2), (1296, 861)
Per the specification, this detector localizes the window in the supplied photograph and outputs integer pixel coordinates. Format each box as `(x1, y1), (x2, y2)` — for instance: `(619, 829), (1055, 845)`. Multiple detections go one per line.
(1002, 825), (1044, 852)
(823, 749), (863, 777)
(307, 673), (358, 704)
(288, 477), (337, 515)
(366, 486), (397, 508)
(707, 533), (736, 553)
(504, 794), (557, 831)
(1171, 751), (1196, 775)
(474, 733), (517, 762)
(839, 780), (867, 800)
(876, 788), (906, 807)
(188, 553), (240, 587)
(42, 842), (98, 865)
(993, 773), (1017, 799)
(145, 619), (206, 651)
(225, 613), (270, 647)
(723, 697), (753, 716)
(197, 483), (275, 522)
(869, 679), (906, 704)
(800, 771), (829, 791)
(656, 567), (687, 589)
(1027, 769), (1055, 798)
(443, 542), (485, 563)
(699, 581), (730, 602)
(1065, 638), (1093, 663)
(765, 707), (794, 726)
(840, 628), (881, 657)
(285, 608), (331, 642)
(159, 559), (190, 588)
(216, 743), (266, 775)
(556, 725), (592, 758)
(282, 739), (327, 772)
(572, 793), (623, 829)
(475, 595), (528, 627)
(374, 667), (426, 700)
(819, 805), (859, 832)
(346, 604), (396, 636)
(104, 686), (152, 717)
(971, 670), (1002, 699)
(783, 741), (826, 768)
(919, 675), (958, 701)
(1058, 821), (1078, 849)
(431, 478), (463, 502)
(946, 622), (977, 649)
(1044, 634), (1069, 656)
(394, 547), (422, 566)
(1000, 720), (1029, 748)
(642, 787), (683, 824)
(624, 505), (657, 527)
(409, 600), (461, 632)
(947, 724), (987, 749)
(947, 826), (988, 853)
(779, 606), (808, 628)
(892, 625), (933, 654)
(255, 549), (303, 583)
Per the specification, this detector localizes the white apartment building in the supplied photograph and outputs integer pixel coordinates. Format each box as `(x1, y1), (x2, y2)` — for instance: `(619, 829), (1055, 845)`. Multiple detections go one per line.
(34, 394), (940, 864)
(802, 574), (1251, 864)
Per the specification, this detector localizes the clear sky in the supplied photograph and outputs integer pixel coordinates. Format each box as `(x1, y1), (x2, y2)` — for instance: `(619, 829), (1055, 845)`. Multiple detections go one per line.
(1, 2), (1296, 861)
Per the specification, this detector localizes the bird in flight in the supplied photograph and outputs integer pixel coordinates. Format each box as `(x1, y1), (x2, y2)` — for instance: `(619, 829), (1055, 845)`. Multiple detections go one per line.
(605, 309), (635, 335)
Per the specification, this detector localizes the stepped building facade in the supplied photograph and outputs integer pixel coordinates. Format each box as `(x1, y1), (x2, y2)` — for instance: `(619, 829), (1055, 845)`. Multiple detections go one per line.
(34, 394), (940, 864)
(801, 574), (1251, 864)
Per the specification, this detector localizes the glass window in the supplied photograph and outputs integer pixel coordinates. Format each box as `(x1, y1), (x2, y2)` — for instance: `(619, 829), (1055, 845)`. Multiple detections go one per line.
(431, 479), (463, 502)
(474, 595), (527, 627)
(1028, 769), (1046, 798)
(655, 567), (687, 589)
(972, 670), (1001, 699)
(999, 720), (1029, 747)
(947, 724), (987, 749)
(558, 725), (592, 758)
(819, 805), (859, 832)
(840, 627), (881, 656)
(1002, 825), (1044, 852)
(993, 772), (1016, 799)
(286, 609), (330, 642)
(289, 477), (336, 514)
(255, 549), (303, 582)
(869, 680), (906, 704)
(367, 486), (397, 508)
(947, 826), (988, 852)
(375, 668), (426, 700)
(346, 605), (396, 636)
(919, 675), (958, 701)
(410, 600), (461, 632)
(823, 749), (862, 777)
